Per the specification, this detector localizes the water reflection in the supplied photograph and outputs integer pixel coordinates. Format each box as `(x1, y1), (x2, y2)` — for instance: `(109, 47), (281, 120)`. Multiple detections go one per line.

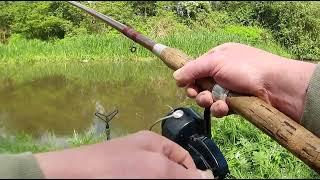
(0, 75), (191, 139)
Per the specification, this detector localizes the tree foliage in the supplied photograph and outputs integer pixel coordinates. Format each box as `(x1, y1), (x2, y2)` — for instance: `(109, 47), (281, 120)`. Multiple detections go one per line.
(0, 1), (319, 60)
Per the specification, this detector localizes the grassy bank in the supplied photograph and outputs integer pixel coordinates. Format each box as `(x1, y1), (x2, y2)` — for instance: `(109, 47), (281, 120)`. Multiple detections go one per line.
(0, 27), (319, 178)
(212, 115), (319, 178)
(0, 26), (291, 63)
(0, 27), (292, 86)
(0, 131), (107, 154)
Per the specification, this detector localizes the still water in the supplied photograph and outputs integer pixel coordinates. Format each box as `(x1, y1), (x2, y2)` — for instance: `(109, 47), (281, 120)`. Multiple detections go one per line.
(0, 75), (193, 139)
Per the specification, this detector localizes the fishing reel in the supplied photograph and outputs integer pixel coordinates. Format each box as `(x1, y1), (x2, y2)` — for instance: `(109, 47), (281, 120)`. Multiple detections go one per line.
(160, 107), (229, 179)
(96, 107), (229, 178)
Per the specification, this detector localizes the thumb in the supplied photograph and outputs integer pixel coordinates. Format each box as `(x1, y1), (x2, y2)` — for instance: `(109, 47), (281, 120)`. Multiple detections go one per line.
(173, 54), (218, 87)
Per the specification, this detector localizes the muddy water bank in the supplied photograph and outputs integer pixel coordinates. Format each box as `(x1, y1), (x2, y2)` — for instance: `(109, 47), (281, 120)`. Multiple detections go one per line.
(0, 75), (192, 139)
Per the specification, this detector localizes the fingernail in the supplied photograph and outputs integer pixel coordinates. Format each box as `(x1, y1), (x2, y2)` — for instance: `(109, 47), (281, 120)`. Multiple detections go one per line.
(173, 68), (182, 80)
(198, 169), (215, 179)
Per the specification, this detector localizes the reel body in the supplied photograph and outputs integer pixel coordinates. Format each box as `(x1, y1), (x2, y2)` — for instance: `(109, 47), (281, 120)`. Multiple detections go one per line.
(161, 107), (229, 179)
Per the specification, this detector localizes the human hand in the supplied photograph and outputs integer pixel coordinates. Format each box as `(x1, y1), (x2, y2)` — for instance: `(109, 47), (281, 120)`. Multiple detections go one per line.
(34, 130), (214, 179)
(173, 43), (316, 122)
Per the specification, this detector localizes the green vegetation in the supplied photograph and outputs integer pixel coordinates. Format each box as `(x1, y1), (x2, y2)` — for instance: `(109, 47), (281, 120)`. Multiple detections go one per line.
(1, 1), (319, 60)
(212, 115), (319, 178)
(0, 27), (290, 86)
(0, 131), (107, 154)
(0, 26), (290, 64)
(0, 1), (319, 179)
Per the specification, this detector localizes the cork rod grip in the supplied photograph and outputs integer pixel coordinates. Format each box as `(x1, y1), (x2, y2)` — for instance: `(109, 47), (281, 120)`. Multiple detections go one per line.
(159, 47), (320, 173)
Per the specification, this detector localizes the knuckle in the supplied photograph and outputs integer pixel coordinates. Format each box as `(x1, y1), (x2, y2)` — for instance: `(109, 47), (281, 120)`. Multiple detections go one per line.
(222, 42), (238, 47)
(216, 42), (239, 52)
(162, 140), (175, 156)
(186, 59), (198, 67)
(135, 130), (162, 141)
(134, 130), (152, 139)
(137, 130), (154, 136)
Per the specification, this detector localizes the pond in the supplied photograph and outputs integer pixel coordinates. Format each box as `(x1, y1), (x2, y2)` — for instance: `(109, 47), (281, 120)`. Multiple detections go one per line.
(0, 75), (193, 141)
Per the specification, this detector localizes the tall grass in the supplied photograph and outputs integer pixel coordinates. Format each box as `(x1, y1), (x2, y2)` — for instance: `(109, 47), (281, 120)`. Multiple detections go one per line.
(0, 27), (292, 63)
(0, 131), (107, 154)
(211, 115), (319, 178)
(0, 34), (151, 63)
(0, 27), (292, 86)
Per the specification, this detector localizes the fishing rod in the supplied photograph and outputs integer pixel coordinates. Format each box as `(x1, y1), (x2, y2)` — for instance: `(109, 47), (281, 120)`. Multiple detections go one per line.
(67, 1), (320, 173)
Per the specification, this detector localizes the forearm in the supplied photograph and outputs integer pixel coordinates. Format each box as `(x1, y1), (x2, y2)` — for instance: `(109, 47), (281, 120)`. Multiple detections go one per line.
(0, 152), (44, 179)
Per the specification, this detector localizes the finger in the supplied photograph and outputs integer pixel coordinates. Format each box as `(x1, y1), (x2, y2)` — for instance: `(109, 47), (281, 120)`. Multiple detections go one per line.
(199, 43), (229, 57)
(173, 56), (220, 87)
(162, 141), (197, 170)
(173, 57), (214, 87)
(165, 160), (214, 179)
(195, 90), (214, 108)
(197, 169), (215, 179)
(186, 84), (200, 98)
(132, 131), (197, 170)
(173, 46), (225, 87)
(210, 100), (229, 118)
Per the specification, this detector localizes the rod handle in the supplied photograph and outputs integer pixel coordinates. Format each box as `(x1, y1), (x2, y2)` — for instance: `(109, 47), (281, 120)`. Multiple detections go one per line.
(159, 47), (320, 173)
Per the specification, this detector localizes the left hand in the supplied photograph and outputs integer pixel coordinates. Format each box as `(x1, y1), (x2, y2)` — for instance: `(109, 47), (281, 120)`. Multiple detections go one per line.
(34, 130), (214, 179)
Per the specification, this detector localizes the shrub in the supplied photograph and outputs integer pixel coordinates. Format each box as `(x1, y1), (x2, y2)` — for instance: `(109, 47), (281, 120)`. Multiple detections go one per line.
(190, 11), (233, 31)
(214, 1), (320, 60)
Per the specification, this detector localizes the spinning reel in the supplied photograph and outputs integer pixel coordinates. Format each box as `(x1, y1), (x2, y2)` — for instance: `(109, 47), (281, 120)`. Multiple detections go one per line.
(158, 107), (230, 179)
(96, 107), (229, 179)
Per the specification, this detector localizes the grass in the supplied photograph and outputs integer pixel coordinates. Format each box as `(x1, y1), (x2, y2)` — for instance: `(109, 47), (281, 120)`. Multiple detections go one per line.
(0, 26), (291, 64)
(0, 131), (107, 154)
(0, 27), (319, 178)
(211, 115), (319, 178)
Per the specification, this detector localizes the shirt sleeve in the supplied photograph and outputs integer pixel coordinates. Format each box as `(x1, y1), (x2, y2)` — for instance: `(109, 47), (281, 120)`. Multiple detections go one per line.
(0, 152), (44, 179)
(301, 64), (320, 137)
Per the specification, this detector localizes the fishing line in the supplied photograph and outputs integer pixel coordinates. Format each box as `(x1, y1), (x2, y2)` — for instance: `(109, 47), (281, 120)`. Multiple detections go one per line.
(149, 109), (184, 131)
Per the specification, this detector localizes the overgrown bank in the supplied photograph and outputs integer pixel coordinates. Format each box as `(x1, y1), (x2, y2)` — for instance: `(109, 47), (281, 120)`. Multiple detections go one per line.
(1, 1), (319, 60)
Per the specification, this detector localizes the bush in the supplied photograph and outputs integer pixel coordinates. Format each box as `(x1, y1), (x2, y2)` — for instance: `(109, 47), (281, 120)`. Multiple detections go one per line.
(175, 1), (212, 20)
(139, 11), (190, 39)
(128, 1), (157, 17)
(0, 1), (319, 60)
(1, 2), (74, 40)
(14, 15), (72, 40)
(215, 1), (320, 60)
(190, 11), (233, 31)
(219, 25), (272, 44)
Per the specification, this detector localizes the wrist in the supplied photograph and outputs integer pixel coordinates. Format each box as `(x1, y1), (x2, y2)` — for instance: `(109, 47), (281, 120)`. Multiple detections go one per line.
(34, 148), (85, 178)
(265, 59), (316, 122)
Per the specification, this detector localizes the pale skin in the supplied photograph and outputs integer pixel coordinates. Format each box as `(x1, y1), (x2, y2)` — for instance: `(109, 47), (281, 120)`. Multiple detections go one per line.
(35, 130), (213, 179)
(173, 42), (316, 122)
(34, 42), (316, 178)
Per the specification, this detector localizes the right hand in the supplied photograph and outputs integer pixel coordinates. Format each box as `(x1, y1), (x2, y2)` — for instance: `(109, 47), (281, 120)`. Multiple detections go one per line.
(173, 43), (316, 122)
